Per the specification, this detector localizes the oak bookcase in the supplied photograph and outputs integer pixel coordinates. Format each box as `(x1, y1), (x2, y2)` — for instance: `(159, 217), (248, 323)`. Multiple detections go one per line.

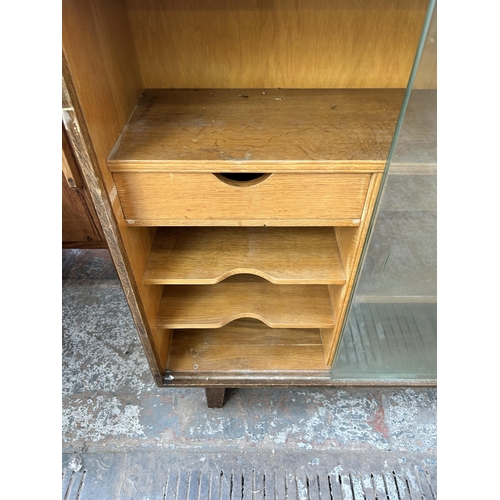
(62, 0), (430, 407)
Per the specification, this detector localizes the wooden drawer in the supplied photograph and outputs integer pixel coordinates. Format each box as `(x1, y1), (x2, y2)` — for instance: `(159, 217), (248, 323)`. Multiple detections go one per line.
(113, 172), (371, 225)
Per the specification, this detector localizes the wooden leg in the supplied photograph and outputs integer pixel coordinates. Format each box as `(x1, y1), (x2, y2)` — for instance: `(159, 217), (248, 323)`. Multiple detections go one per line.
(205, 388), (226, 408)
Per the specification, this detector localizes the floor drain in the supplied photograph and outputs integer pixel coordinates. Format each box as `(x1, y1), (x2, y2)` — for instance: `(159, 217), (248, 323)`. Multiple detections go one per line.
(63, 465), (436, 499)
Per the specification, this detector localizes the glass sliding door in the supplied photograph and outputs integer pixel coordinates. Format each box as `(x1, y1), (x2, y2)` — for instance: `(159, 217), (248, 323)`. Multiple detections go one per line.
(331, 0), (437, 382)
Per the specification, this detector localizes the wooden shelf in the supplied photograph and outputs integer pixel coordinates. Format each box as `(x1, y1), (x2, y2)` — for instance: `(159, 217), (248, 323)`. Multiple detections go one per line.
(157, 278), (335, 329)
(108, 88), (404, 172)
(144, 227), (346, 285)
(166, 319), (330, 374)
(63, 0), (434, 393)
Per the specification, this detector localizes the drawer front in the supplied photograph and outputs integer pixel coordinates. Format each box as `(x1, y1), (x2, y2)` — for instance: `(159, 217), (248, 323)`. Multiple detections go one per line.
(113, 172), (371, 225)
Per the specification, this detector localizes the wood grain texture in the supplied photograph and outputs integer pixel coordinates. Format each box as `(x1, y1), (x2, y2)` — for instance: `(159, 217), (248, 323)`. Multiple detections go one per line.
(324, 173), (384, 365)
(334, 226), (358, 277)
(157, 281), (335, 329)
(63, 0), (144, 195)
(63, 0), (416, 384)
(62, 1), (165, 365)
(125, 0), (428, 89)
(62, 0), (169, 378)
(62, 171), (104, 243)
(144, 227), (346, 285)
(114, 172), (370, 225)
(108, 89), (404, 170)
(166, 319), (329, 373)
(62, 124), (82, 188)
(62, 123), (105, 244)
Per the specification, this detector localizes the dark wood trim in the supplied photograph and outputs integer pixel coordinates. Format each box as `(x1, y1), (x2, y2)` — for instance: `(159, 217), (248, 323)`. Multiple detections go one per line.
(165, 378), (437, 388)
(62, 241), (108, 249)
(161, 369), (436, 388)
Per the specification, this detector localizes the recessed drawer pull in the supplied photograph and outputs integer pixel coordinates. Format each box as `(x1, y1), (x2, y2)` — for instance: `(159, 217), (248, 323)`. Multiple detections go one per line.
(213, 173), (271, 187)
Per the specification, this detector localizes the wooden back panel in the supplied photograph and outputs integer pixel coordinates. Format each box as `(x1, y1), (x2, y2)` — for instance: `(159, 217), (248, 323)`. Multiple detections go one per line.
(126, 0), (428, 89)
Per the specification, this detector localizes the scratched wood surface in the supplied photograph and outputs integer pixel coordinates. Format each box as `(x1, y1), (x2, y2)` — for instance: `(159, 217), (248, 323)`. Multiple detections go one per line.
(108, 89), (403, 170)
(166, 319), (329, 373)
(144, 227), (346, 285)
(157, 280), (335, 329)
(62, 0), (425, 385)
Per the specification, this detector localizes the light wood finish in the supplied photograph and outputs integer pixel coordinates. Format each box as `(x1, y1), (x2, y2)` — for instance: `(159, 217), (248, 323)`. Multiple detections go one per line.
(114, 172), (370, 225)
(144, 227), (346, 285)
(62, 0), (161, 326)
(108, 89), (404, 171)
(157, 281), (335, 329)
(62, 125), (82, 188)
(62, 0), (429, 390)
(334, 226), (359, 276)
(62, 0), (169, 377)
(166, 319), (329, 373)
(323, 173), (384, 365)
(125, 0), (428, 89)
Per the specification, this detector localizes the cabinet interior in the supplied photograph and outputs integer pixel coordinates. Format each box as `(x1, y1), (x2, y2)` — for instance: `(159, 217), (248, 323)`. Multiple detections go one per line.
(62, 0), (430, 385)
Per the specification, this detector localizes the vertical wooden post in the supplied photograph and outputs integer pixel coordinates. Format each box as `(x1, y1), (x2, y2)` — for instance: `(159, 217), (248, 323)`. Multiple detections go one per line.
(205, 388), (226, 408)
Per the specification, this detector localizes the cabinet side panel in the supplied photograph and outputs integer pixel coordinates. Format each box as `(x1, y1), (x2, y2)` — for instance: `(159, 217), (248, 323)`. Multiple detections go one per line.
(62, 0), (169, 377)
(323, 174), (383, 365)
(126, 0), (428, 89)
(62, 0), (143, 195)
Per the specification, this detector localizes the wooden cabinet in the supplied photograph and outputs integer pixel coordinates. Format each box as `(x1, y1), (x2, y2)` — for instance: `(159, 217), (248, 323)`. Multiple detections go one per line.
(62, 0), (430, 406)
(62, 125), (106, 248)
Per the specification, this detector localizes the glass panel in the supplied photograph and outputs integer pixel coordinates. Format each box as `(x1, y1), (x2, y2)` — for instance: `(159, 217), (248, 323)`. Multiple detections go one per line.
(331, 0), (437, 382)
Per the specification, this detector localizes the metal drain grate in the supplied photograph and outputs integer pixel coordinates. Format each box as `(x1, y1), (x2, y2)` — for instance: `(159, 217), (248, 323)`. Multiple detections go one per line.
(62, 465), (436, 499)
(162, 468), (436, 500)
(62, 469), (87, 500)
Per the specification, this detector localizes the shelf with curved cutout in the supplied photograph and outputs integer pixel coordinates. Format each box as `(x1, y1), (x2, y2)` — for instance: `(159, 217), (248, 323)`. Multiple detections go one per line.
(156, 277), (336, 329)
(166, 318), (330, 374)
(144, 227), (346, 285)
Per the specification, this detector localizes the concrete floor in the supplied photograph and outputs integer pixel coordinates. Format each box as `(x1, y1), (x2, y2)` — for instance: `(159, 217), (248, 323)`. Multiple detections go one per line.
(62, 249), (437, 498)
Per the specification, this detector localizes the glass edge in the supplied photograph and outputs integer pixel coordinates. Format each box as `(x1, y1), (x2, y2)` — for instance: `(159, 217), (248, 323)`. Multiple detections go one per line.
(330, 0), (437, 374)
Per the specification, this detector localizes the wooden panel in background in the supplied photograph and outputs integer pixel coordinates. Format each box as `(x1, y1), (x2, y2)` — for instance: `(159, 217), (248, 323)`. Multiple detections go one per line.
(62, 171), (104, 244)
(144, 227), (346, 285)
(62, 125), (105, 244)
(125, 0), (428, 89)
(157, 281), (335, 329)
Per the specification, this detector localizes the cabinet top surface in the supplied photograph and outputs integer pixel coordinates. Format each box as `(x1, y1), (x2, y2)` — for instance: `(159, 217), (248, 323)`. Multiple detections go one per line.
(108, 88), (404, 172)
